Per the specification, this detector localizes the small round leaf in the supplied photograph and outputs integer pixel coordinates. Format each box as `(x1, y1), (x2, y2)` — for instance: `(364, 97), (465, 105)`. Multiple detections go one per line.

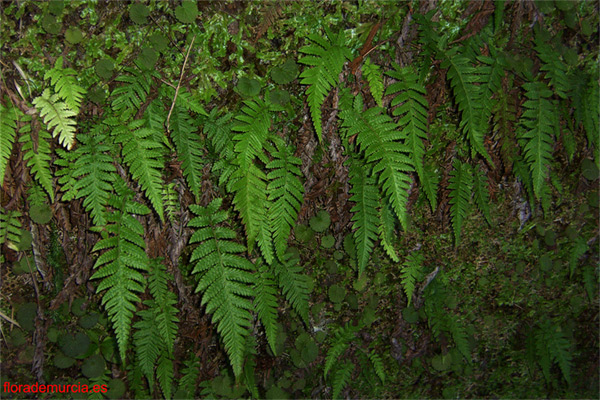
(81, 354), (106, 378)
(65, 28), (83, 44)
(95, 59), (114, 80)
(321, 235), (335, 249)
(309, 210), (330, 232)
(129, 3), (150, 25)
(30, 203), (52, 224)
(136, 47), (158, 70)
(149, 33), (168, 52)
(328, 284), (346, 303)
(42, 14), (61, 35)
(106, 378), (126, 399)
(175, 1), (198, 24)
(53, 352), (76, 369)
(48, 1), (64, 15)
(271, 59), (298, 84)
(236, 77), (261, 98)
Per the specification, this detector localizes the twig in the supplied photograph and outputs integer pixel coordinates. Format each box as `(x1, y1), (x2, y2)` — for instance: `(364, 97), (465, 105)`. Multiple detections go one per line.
(166, 35), (195, 131)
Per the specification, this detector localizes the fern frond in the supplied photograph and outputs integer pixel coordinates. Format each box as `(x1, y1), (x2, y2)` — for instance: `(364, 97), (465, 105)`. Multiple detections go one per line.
(163, 183), (178, 223)
(91, 179), (151, 363)
(147, 258), (179, 355)
(266, 141), (304, 261)
(368, 350), (385, 384)
(378, 198), (400, 263)
(582, 77), (599, 156)
(331, 361), (354, 399)
(116, 120), (165, 222)
(20, 123), (54, 202)
(348, 161), (378, 276)
(421, 163), (439, 211)
(477, 50), (505, 141)
(44, 57), (86, 113)
(446, 315), (471, 362)
(0, 103), (19, 184)
(324, 323), (358, 378)
(111, 68), (151, 120)
(73, 131), (115, 227)
(188, 198), (255, 377)
(535, 32), (570, 99)
(156, 352), (174, 399)
(274, 252), (310, 326)
(299, 29), (351, 142)
(568, 236), (588, 278)
(54, 148), (79, 202)
(363, 57), (384, 107)
(177, 354), (201, 399)
(170, 105), (204, 201)
(386, 64), (429, 182)
(517, 81), (556, 199)
(472, 165), (492, 225)
(254, 263), (279, 354)
(341, 96), (413, 230)
(0, 208), (22, 250)
(401, 252), (423, 306)
(174, 88), (208, 116)
(442, 49), (490, 162)
(133, 309), (162, 389)
(232, 99), (271, 169)
(535, 320), (573, 385)
(449, 160), (473, 245)
(33, 89), (77, 150)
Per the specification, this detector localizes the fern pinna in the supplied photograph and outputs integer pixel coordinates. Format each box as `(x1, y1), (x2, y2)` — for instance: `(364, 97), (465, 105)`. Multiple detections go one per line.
(91, 178), (151, 363)
(187, 198), (255, 378)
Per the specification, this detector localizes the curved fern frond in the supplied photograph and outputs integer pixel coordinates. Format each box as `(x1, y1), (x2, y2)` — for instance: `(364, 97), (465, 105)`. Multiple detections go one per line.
(449, 159), (473, 245)
(91, 178), (151, 363)
(517, 81), (556, 199)
(54, 148), (79, 202)
(368, 350), (385, 384)
(232, 99), (271, 169)
(111, 68), (151, 120)
(341, 95), (413, 230)
(535, 31), (570, 100)
(116, 120), (165, 223)
(177, 354), (201, 399)
(188, 198), (255, 378)
(266, 141), (304, 261)
(44, 57), (86, 113)
(362, 57), (384, 107)
(348, 161), (378, 276)
(0, 103), (19, 184)
(170, 105), (204, 201)
(19, 122), (54, 202)
(33, 89), (77, 150)
(73, 131), (116, 227)
(324, 323), (358, 378)
(401, 252), (423, 306)
(274, 252), (310, 326)
(421, 163), (440, 212)
(378, 197), (399, 263)
(331, 361), (354, 399)
(446, 315), (471, 362)
(147, 258), (179, 355)
(299, 29), (351, 142)
(254, 263), (279, 354)
(535, 320), (573, 385)
(386, 64), (429, 182)
(472, 165), (492, 225)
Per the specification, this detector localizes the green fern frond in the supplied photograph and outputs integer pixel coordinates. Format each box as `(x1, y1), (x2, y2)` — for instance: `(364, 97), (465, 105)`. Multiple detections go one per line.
(188, 198), (255, 378)
(472, 165), (492, 225)
(156, 352), (174, 399)
(368, 350), (385, 384)
(116, 120), (165, 223)
(133, 308), (162, 389)
(174, 88), (208, 116)
(401, 252), (423, 306)
(324, 323), (358, 378)
(363, 57), (384, 107)
(33, 89), (77, 150)
(386, 64), (429, 182)
(163, 183), (178, 223)
(568, 236), (588, 278)
(170, 105), (204, 201)
(73, 131), (115, 227)
(20, 123), (54, 202)
(254, 263), (279, 354)
(421, 163), (439, 211)
(54, 148), (79, 202)
(331, 361), (354, 399)
(44, 57), (86, 113)
(0, 103), (19, 184)
(582, 77), (599, 157)
(348, 161), (378, 276)
(266, 141), (304, 261)
(341, 95), (413, 230)
(535, 320), (573, 385)
(535, 32), (570, 100)
(299, 29), (351, 142)
(0, 208), (22, 250)
(446, 315), (471, 362)
(205, 108), (234, 156)
(111, 68), (151, 120)
(518, 81), (556, 199)
(91, 178), (151, 363)
(378, 198), (400, 263)
(177, 354), (201, 399)
(147, 258), (179, 354)
(274, 252), (310, 326)
(449, 159), (473, 245)
(477, 50), (505, 140)
(232, 99), (271, 169)
(442, 49), (490, 162)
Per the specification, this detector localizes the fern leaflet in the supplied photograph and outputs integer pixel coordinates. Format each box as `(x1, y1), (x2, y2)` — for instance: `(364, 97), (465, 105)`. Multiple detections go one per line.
(0, 103), (19, 184)
(535, 31), (570, 100)
(111, 68), (151, 120)
(535, 320), (573, 385)
(472, 165), (492, 225)
(331, 361), (354, 399)
(0, 208), (22, 250)
(449, 159), (473, 245)
(188, 198), (255, 377)
(177, 354), (201, 399)
(324, 323), (359, 378)
(368, 350), (385, 384)
(170, 105), (204, 202)
(378, 198), (400, 263)
(275, 252), (310, 326)
(254, 263), (279, 354)
(44, 57), (86, 113)
(363, 57), (384, 107)
(401, 252), (423, 306)
(421, 163), (439, 211)
(19, 121), (54, 202)
(33, 89), (77, 150)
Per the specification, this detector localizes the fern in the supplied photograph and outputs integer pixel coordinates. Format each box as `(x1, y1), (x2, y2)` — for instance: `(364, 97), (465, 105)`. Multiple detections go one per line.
(331, 361), (354, 399)
(19, 121), (54, 202)
(517, 81), (556, 200)
(73, 130), (116, 227)
(116, 119), (165, 223)
(378, 198), (400, 263)
(442, 48), (490, 162)
(266, 140), (304, 261)
(535, 320), (573, 385)
(421, 163), (439, 211)
(535, 31), (570, 100)
(187, 198), (255, 378)
(33, 89), (77, 150)
(111, 68), (151, 120)
(449, 159), (473, 245)
(299, 29), (351, 142)
(568, 236), (588, 278)
(0, 103), (19, 184)
(274, 252), (310, 326)
(368, 350), (385, 384)
(386, 64), (429, 183)
(340, 95), (413, 230)
(472, 165), (492, 225)
(401, 252), (423, 306)
(54, 148), (79, 202)
(91, 178), (151, 363)
(230, 99), (273, 262)
(363, 57), (384, 107)
(177, 353), (201, 399)
(44, 57), (86, 113)
(446, 314), (471, 362)
(170, 105), (205, 202)
(0, 208), (22, 250)
(348, 161), (378, 276)
(324, 323), (358, 378)
(254, 263), (279, 354)
(162, 183), (178, 223)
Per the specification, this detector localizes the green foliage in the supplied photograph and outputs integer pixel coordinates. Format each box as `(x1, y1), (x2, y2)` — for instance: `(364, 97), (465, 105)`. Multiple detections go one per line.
(91, 178), (151, 363)
(274, 252), (310, 326)
(299, 29), (351, 142)
(0, 208), (22, 250)
(534, 320), (573, 385)
(33, 89), (77, 150)
(362, 58), (384, 107)
(401, 252), (423, 306)
(111, 68), (152, 120)
(253, 264), (279, 354)
(472, 165), (492, 225)
(44, 57), (86, 113)
(449, 159), (473, 245)
(0, 103), (19, 183)
(19, 121), (54, 202)
(188, 198), (255, 378)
